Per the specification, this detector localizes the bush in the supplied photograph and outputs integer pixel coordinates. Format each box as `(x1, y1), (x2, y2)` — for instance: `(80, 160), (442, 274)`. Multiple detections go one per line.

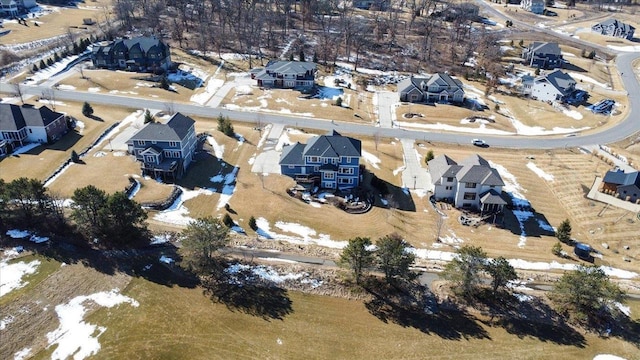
(82, 102), (93, 117)
(222, 213), (234, 228)
(217, 115), (235, 137)
(425, 149), (434, 163)
(335, 97), (343, 107)
(71, 150), (80, 163)
(552, 242), (563, 257)
(249, 216), (257, 231)
(160, 76), (170, 90)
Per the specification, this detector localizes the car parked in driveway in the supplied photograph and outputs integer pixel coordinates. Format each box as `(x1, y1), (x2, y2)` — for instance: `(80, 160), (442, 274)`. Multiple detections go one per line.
(472, 139), (488, 147)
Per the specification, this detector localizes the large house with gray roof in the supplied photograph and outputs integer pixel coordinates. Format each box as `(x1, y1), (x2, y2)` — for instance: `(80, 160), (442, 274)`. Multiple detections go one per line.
(251, 60), (317, 89)
(602, 169), (640, 204)
(0, 104), (68, 155)
(428, 154), (506, 213)
(530, 70), (577, 103)
(279, 130), (361, 190)
(592, 19), (635, 40)
(522, 42), (564, 69)
(398, 73), (465, 104)
(126, 113), (197, 181)
(91, 36), (172, 72)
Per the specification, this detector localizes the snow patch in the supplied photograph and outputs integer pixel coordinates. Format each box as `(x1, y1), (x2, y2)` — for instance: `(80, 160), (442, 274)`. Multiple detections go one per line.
(361, 150), (381, 169)
(526, 162), (554, 181)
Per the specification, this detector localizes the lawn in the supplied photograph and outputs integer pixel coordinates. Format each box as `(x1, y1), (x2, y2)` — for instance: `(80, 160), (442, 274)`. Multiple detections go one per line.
(2, 257), (637, 360)
(0, 101), (134, 183)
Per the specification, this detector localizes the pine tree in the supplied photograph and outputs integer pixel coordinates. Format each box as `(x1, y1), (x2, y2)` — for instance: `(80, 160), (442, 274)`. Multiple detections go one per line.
(425, 149), (434, 163)
(32, 64), (38, 72)
(143, 109), (155, 124)
(39, 59), (47, 69)
(249, 216), (257, 231)
(556, 219), (572, 244)
(82, 102), (94, 117)
(339, 237), (375, 285)
(299, 49), (305, 62)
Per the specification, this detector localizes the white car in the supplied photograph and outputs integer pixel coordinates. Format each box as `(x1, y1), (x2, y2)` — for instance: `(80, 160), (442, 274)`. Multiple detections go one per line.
(472, 139), (487, 147)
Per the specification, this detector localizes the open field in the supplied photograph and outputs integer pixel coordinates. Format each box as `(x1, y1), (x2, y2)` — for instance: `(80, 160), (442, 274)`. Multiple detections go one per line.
(1, 254), (639, 360)
(0, 1), (112, 46)
(0, 100), (134, 183)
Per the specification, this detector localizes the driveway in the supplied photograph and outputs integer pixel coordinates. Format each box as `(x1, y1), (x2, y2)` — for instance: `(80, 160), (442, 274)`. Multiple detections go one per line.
(206, 73), (254, 108)
(400, 139), (433, 193)
(376, 91), (397, 128)
(251, 123), (285, 174)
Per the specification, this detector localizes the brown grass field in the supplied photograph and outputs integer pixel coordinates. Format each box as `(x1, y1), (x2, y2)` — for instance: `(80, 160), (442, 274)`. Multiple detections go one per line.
(0, 1), (112, 46)
(1, 255), (639, 360)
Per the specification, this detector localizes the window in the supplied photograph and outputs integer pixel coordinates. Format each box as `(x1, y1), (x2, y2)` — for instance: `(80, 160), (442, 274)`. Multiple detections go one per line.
(325, 172), (334, 179)
(463, 192), (476, 200)
(339, 168), (354, 175)
(28, 129), (32, 133)
(465, 182), (477, 188)
(445, 186), (453, 190)
(344, 157), (351, 163)
(309, 156), (319, 163)
(446, 177), (454, 182)
(314, 166), (319, 172)
(288, 165), (295, 169)
(169, 141), (178, 147)
(136, 140), (145, 146)
(339, 178), (353, 184)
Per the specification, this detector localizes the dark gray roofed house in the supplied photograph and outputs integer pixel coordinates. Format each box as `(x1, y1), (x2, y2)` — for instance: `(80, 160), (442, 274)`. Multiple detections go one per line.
(251, 61), (317, 89)
(0, 104), (68, 153)
(91, 36), (172, 72)
(530, 70), (578, 103)
(398, 73), (465, 104)
(602, 169), (640, 204)
(126, 112), (197, 181)
(428, 154), (505, 213)
(522, 42), (564, 69)
(280, 130), (362, 190)
(592, 19), (635, 40)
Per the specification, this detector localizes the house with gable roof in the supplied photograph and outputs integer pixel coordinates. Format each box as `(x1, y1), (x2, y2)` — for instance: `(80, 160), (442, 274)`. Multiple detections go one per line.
(91, 36), (172, 72)
(126, 113), (197, 180)
(521, 0), (544, 14)
(251, 60), (317, 89)
(602, 169), (640, 204)
(279, 130), (361, 190)
(530, 69), (578, 103)
(428, 154), (506, 213)
(592, 19), (635, 40)
(398, 73), (465, 104)
(522, 42), (564, 69)
(0, 104), (68, 154)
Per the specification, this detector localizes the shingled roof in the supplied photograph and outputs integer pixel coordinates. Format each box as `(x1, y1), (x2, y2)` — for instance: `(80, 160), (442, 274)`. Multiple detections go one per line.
(428, 154), (504, 187)
(303, 130), (361, 158)
(0, 104), (63, 131)
(128, 113), (195, 142)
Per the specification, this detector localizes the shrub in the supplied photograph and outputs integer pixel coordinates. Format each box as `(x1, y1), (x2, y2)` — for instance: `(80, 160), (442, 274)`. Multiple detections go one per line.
(71, 150), (80, 163)
(82, 102), (93, 117)
(222, 213), (234, 228)
(217, 115), (235, 137)
(425, 149), (434, 163)
(249, 216), (257, 231)
(552, 242), (563, 257)
(335, 97), (343, 107)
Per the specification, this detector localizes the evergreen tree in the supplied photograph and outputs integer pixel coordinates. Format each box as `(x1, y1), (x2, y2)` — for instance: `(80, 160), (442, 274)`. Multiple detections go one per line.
(313, 52), (318, 63)
(100, 191), (148, 246)
(71, 185), (108, 238)
(425, 149), (434, 163)
(143, 109), (155, 124)
(40, 59), (47, 69)
(222, 213), (234, 228)
(550, 265), (626, 325)
(179, 217), (230, 275)
(32, 64), (38, 72)
(485, 257), (518, 297)
(299, 49), (305, 62)
(375, 233), (416, 284)
(442, 245), (487, 299)
(217, 114), (235, 137)
(82, 102), (93, 117)
(556, 219), (572, 244)
(339, 237), (375, 285)
(248, 216), (257, 231)
(71, 150), (80, 163)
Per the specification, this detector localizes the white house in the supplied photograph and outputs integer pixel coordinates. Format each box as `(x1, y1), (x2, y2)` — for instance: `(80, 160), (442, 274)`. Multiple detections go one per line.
(398, 73), (465, 103)
(521, 0), (544, 14)
(530, 70), (576, 103)
(428, 154), (506, 213)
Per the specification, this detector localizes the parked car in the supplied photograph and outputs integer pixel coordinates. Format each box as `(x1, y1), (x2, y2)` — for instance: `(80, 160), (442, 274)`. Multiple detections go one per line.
(472, 139), (488, 147)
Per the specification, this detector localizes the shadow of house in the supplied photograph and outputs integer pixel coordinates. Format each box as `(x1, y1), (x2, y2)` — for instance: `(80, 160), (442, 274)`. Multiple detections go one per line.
(175, 151), (238, 199)
(501, 191), (556, 238)
(363, 170), (416, 212)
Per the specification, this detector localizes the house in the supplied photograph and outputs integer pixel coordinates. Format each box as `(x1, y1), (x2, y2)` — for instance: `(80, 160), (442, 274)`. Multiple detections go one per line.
(530, 70), (577, 103)
(520, 0), (544, 14)
(592, 19), (635, 40)
(0, 0), (35, 16)
(279, 130), (361, 190)
(398, 73), (465, 104)
(91, 36), (172, 72)
(352, 0), (389, 10)
(522, 42), (564, 69)
(126, 113), (197, 181)
(602, 169), (640, 204)
(251, 61), (317, 89)
(0, 104), (68, 152)
(428, 154), (506, 213)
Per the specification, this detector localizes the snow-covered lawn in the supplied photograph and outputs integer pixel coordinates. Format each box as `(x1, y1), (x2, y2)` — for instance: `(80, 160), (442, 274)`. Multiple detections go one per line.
(255, 217), (347, 249)
(361, 150), (381, 169)
(225, 263), (323, 288)
(526, 162), (554, 182)
(153, 187), (213, 226)
(210, 164), (239, 210)
(46, 289), (139, 360)
(207, 136), (225, 159)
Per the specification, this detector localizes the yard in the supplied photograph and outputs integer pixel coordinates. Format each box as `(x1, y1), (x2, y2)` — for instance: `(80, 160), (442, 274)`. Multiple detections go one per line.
(1, 253), (638, 360)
